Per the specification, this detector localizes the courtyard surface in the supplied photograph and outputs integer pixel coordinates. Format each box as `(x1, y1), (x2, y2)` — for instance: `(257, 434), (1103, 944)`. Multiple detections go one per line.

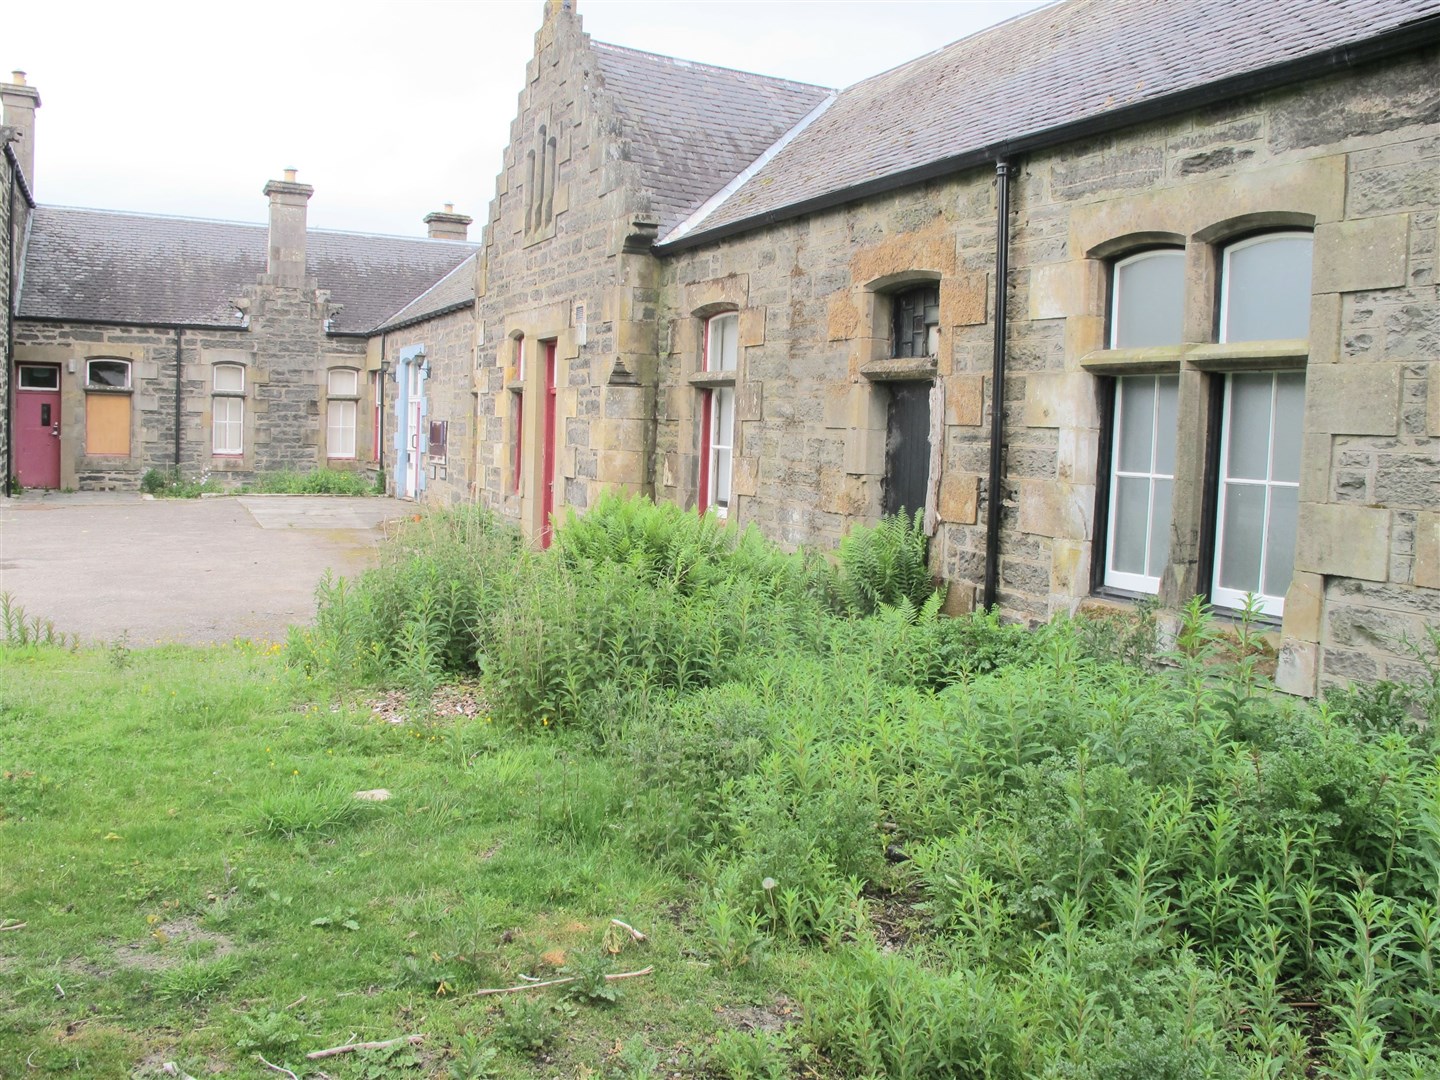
(0, 492), (404, 645)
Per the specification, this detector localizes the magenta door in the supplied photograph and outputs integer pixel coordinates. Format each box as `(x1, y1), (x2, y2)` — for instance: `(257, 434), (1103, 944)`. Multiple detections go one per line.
(14, 365), (62, 489)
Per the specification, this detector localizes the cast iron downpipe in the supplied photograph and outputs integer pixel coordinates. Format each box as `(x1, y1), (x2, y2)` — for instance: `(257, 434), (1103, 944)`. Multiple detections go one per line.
(173, 327), (183, 469)
(4, 156), (16, 490)
(378, 334), (388, 477)
(982, 160), (1011, 612)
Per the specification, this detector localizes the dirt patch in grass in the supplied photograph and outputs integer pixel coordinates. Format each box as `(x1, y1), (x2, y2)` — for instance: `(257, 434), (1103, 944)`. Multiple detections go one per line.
(112, 917), (237, 972)
(363, 682), (488, 725)
(715, 995), (797, 1034)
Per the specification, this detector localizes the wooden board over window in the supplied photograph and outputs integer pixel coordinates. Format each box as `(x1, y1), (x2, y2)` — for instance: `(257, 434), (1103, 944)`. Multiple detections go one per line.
(86, 392), (131, 456)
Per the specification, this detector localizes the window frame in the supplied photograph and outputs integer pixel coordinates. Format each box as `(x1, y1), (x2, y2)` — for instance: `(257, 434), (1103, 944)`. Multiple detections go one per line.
(211, 363), (246, 456)
(85, 358), (132, 391)
(1107, 247), (1186, 350)
(703, 311), (738, 374)
(1218, 230), (1315, 345)
(326, 368), (360, 460)
(1102, 373), (1180, 596)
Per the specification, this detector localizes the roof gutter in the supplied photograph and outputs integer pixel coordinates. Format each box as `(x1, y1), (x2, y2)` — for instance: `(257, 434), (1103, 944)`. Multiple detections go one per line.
(655, 13), (1440, 254)
(15, 313), (242, 332)
(368, 298), (476, 337)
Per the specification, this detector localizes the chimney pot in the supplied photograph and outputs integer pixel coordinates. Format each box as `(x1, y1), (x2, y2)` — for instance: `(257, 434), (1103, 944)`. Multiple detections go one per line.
(444, 202), (454, 213)
(11, 71), (25, 85)
(284, 167), (298, 181)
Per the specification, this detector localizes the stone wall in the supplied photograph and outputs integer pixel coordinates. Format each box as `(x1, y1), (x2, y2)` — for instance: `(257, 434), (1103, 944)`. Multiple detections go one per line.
(473, 0), (660, 539)
(383, 305), (477, 505)
(646, 47), (1440, 692)
(13, 269), (371, 489)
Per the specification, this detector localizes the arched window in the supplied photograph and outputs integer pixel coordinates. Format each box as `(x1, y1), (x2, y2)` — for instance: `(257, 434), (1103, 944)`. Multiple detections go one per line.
(1110, 248), (1185, 348)
(1220, 232), (1314, 343)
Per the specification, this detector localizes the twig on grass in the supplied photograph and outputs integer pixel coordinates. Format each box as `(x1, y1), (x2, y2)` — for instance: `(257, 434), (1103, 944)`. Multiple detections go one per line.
(474, 965), (655, 997)
(610, 918), (647, 942)
(0, 921), (26, 932)
(306, 1034), (425, 1060)
(257, 1054), (299, 1079)
(283, 994), (307, 1010)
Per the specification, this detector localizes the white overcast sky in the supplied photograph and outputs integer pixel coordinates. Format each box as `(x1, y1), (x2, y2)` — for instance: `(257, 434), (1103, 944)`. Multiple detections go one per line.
(8, 1), (1049, 238)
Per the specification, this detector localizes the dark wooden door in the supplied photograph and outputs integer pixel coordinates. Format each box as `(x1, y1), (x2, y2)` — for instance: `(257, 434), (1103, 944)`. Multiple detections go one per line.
(883, 381), (931, 518)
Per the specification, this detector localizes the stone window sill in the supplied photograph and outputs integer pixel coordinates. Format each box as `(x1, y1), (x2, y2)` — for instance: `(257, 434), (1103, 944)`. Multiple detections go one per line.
(688, 371), (736, 389)
(1081, 339), (1307, 375)
(860, 356), (937, 381)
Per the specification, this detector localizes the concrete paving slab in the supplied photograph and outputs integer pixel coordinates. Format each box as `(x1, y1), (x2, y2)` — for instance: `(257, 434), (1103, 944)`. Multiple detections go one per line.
(0, 493), (408, 646)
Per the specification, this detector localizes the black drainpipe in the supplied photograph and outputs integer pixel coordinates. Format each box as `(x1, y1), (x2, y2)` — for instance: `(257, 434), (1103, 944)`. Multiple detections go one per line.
(4, 160), (15, 491)
(173, 327), (184, 470)
(982, 160), (1012, 611)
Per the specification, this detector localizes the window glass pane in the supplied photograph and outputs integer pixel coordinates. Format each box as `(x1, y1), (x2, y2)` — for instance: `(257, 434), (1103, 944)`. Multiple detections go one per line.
(1218, 482), (1265, 595)
(1222, 234), (1313, 342)
(214, 365), (244, 392)
(1154, 375), (1179, 475)
(214, 397), (243, 454)
(708, 313), (738, 372)
(1263, 485), (1299, 598)
(1226, 373), (1273, 481)
(1147, 478), (1173, 579)
(1111, 476), (1150, 575)
(715, 385), (735, 447)
(328, 369), (359, 396)
(1270, 372), (1305, 484)
(1112, 250), (1185, 348)
(87, 360), (130, 388)
(19, 366), (59, 389)
(1117, 376), (1156, 473)
(328, 400), (357, 458)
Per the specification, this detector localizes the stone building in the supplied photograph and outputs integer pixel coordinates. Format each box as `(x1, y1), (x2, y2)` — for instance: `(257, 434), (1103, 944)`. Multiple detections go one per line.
(1, 71), (477, 497)
(465, 0), (1440, 696)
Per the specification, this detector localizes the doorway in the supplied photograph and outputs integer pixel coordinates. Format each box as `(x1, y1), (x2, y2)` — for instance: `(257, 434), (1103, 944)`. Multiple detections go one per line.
(883, 380), (931, 519)
(393, 349), (426, 500)
(14, 364), (62, 489)
(540, 341), (557, 548)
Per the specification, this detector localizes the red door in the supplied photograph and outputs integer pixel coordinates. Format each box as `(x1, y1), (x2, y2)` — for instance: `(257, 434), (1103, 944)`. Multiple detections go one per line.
(541, 341), (557, 548)
(14, 365), (62, 489)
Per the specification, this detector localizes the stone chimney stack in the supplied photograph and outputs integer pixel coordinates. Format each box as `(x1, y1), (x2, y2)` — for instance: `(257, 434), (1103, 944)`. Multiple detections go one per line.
(262, 167), (314, 286)
(423, 203), (472, 241)
(1, 71), (41, 190)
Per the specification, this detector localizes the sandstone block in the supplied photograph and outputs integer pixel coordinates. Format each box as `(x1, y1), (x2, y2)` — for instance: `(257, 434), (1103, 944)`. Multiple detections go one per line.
(739, 307), (766, 348)
(827, 294), (860, 341)
(737, 382), (764, 423)
(1022, 371), (1100, 430)
(938, 472), (979, 524)
(1304, 364), (1401, 436)
(1275, 638), (1318, 697)
(1429, 366), (1440, 437)
(731, 457), (758, 498)
(1018, 478), (1091, 540)
(597, 448), (643, 486)
(944, 273), (988, 327)
(946, 375), (985, 426)
(942, 580), (976, 617)
(1309, 292), (1342, 365)
(1027, 261), (1090, 321)
(1415, 511), (1440, 590)
(1293, 502), (1390, 582)
(1313, 215), (1409, 294)
(1282, 571), (1325, 643)
(823, 384), (850, 429)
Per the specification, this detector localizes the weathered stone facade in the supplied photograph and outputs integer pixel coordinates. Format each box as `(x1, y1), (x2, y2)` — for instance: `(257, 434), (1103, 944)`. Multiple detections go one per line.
(460, 1), (1440, 694)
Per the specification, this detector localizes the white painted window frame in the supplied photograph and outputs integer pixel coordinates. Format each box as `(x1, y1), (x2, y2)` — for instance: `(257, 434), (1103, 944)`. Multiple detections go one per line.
(1211, 372), (1302, 618)
(1218, 231), (1313, 344)
(1109, 248), (1186, 349)
(212, 363), (245, 454)
(1104, 375), (1178, 595)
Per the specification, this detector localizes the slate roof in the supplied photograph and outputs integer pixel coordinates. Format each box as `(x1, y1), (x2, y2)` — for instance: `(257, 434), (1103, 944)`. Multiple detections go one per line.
(590, 42), (831, 234)
(17, 206), (477, 334)
(375, 252), (477, 332)
(664, 0), (1440, 244)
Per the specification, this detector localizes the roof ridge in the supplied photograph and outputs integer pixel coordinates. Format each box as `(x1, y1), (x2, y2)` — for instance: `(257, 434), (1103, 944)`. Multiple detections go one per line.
(589, 39), (834, 93)
(37, 203), (479, 246)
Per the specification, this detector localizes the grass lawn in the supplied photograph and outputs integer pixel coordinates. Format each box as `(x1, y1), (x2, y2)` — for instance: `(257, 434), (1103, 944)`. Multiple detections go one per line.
(0, 644), (781, 1078)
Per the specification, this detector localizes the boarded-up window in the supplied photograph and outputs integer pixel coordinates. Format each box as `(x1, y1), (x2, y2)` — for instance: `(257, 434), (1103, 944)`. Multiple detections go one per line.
(86, 392), (131, 456)
(428, 419), (448, 462)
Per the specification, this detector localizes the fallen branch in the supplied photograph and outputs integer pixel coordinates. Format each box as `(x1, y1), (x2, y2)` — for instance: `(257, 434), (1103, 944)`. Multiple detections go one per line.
(0, 921), (25, 932)
(610, 918), (647, 942)
(257, 1055), (298, 1080)
(474, 965), (654, 997)
(283, 994), (307, 1011)
(160, 1065), (199, 1080)
(306, 1034), (425, 1061)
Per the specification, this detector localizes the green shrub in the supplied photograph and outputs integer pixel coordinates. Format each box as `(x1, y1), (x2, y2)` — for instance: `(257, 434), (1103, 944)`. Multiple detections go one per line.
(830, 509), (936, 616)
(242, 467), (373, 495)
(139, 468), (222, 498)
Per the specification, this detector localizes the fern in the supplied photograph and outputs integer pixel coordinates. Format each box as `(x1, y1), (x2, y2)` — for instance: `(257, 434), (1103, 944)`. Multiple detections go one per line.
(833, 509), (936, 616)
